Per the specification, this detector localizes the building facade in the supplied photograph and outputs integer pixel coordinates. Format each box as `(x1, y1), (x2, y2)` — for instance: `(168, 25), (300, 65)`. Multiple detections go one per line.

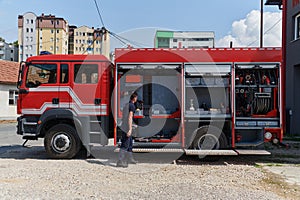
(72, 26), (110, 58)
(18, 12), (69, 61)
(0, 60), (20, 120)
(266, 0), (300, 135)
(18, 12), (37, 61)
(155, 30), (215, 48)
(284, 0), (300, 135)
(0, 41), (18, 61)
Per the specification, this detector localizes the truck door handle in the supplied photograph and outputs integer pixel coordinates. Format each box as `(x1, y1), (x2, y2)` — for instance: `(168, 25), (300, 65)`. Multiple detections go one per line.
(94, 98), (101, 105)
(52, 98), (59, 104)
(19, 89), (29, 94)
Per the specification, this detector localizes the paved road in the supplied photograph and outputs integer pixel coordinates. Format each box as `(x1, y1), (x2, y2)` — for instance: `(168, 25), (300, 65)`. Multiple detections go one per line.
(0, 122), (43, 156)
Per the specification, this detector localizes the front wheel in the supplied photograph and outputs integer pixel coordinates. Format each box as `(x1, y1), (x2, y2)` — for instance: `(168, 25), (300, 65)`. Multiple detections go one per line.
(44, 124), (81, 159)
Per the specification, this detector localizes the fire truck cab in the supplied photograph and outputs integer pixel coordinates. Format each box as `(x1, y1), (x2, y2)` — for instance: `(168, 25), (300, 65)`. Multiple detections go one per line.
(17, 55), (112, 158)
(17, 48), (283, 159)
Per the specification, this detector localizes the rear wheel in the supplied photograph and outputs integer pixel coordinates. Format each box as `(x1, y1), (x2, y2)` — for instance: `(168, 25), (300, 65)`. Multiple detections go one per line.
(192, 125), (228, 161)
(44, 124), (81, 159)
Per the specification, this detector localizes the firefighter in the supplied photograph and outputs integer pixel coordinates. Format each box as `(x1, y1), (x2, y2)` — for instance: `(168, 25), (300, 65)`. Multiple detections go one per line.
(116, 92), (139, 167)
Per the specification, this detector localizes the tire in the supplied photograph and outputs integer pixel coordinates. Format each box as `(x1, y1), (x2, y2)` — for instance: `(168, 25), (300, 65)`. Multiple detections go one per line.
(192, 125), (228, 161)
(44, 124), (81, 159)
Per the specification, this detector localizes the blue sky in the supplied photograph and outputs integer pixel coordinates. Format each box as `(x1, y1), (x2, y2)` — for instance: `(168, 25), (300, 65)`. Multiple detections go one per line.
(0, 0), (281, 47)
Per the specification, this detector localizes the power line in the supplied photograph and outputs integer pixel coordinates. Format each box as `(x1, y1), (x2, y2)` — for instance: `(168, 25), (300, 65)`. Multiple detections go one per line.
(91, 0), (149, 48)
(110, 31), (151, 47)
(247, 18), (282, 47)
(93, 0), (105, 28)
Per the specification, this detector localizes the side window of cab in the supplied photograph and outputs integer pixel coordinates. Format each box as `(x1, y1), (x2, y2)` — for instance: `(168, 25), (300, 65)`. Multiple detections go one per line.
(26, 64), (57, 88)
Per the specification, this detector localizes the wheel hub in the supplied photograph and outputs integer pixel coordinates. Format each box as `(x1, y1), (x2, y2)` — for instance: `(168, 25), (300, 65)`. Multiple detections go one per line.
(52, 133), (71, 152)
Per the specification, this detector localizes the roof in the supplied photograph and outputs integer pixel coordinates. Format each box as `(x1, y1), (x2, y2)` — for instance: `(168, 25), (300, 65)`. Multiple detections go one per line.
(115, 47), (282, 64)
(26, 54), (110, 62)
(0, 60), (19, 85)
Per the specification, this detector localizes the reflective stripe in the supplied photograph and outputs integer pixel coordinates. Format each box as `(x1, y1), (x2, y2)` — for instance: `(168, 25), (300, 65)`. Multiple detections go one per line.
(23, 86), (108, 115)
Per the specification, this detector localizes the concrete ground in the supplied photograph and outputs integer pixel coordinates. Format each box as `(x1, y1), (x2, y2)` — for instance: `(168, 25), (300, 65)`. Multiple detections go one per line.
(1, 121), (300, 196)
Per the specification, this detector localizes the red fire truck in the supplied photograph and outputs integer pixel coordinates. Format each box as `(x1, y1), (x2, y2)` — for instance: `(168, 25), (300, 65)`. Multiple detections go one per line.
(17, 47), (283, 159)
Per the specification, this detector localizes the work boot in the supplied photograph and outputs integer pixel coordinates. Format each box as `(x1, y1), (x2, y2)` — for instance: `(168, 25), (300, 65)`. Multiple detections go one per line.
(127, 152), (138, 164)
(116, 149), (128, 168)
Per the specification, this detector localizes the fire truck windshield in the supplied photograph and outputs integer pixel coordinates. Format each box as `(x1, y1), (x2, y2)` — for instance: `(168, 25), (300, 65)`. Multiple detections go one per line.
(25, 64), (57, 88)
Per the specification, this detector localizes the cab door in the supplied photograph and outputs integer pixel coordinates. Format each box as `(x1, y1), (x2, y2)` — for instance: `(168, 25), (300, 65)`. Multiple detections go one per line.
(21, 62), (59, 115)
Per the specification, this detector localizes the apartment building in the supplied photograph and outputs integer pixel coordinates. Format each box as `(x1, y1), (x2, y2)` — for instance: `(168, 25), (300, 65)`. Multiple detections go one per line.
(36, 14), (68, 55)
(155, 30), (215, 48)
(18, 12), (69, 61)
(0, 41), (18, 61)
(73, 26), (110, 58)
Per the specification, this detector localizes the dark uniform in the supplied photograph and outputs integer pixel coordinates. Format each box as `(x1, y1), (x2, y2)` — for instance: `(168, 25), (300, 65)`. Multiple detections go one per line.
(120, 101), (136, 152)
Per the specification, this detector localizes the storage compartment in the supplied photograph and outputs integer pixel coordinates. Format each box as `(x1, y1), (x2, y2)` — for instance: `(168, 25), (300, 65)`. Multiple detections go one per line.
(117, 65), (181, 141)
(235, 64), (279, 118)
(235, 128), (264, 146)
(185, 64), (231, 118)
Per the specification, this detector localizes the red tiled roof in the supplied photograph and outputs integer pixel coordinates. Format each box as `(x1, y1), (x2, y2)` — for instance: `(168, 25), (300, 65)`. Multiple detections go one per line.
(0, 60), (19, 84)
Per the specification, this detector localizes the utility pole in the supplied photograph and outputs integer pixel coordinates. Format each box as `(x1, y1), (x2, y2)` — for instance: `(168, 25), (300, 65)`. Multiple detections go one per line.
(260, 0), (264, 48)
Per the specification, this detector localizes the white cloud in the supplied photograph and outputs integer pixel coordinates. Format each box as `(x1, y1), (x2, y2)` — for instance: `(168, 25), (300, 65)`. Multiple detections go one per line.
(216, 10), (282, 48)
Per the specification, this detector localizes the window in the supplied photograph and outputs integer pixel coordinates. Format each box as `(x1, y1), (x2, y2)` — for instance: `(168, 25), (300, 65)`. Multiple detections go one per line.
(83, 39), (85, 43)
(57, 20), (59, 25)
(50, 46), (53, 51)
(25, 46), (28, 50)
(31, 28), (33, 32)
(9, 90), (18, 105)
(30, 37), (33, 42)
(51, 38), (54, 42)
(83, 32), (86, 36)
(173, 39), (177, 42)
(51, 20), (54, 25)
(56, 46), (59, 51)
(79, 39), (81, 43)
(76, 47), (78, 51)
(51, 30), (54, 34)
(57, 30), (59, 34)
(31, 19), (34, 24)
(295, 13), (300, 40)
(76, 32), (78, 36)
(26, 37), (29, 42)
(11, 49), (13, 53)
(26, 64), (57, 87)
(57, 38), (59, 42)
(60, 64), (69, 83)
(74, 64), (98, 84)
(26, 19), (29, 24)
(26, 28), (29, 33)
